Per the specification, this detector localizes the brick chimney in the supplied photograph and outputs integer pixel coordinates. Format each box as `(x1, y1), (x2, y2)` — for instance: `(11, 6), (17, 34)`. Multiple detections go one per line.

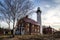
(25, 15), (28, 18)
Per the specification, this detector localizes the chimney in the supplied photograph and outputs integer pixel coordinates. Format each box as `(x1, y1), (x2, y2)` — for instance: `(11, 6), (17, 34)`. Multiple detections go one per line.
(25, 15), (28, 18)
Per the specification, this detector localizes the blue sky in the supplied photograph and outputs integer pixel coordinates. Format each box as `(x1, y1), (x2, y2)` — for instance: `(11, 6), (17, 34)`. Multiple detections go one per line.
(30, 0), (60, 30)
(0, 0), (60, 30)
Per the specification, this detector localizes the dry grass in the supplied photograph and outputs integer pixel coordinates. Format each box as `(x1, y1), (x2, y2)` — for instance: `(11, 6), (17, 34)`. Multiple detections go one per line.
(0, 34), (60, 40)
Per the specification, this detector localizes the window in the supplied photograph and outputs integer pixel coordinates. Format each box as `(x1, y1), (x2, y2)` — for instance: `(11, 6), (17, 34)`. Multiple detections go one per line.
(27, 23), (29, 26)
(38, 29), (39, 32)
(20, 23), (24, 27)
(27, 28), (29, 32)
(37, 26), (39, 28)
(21, 23), (24, 27)
(35, 29), (37, 32)
(32, 25), (34, 28)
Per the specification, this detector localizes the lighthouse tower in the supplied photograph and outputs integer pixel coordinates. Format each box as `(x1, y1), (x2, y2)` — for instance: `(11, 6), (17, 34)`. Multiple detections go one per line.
(36, 7), (42, 34)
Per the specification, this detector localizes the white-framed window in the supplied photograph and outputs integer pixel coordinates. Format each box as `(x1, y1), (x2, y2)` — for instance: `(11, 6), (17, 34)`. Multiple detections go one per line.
(27, 28), (29, 32)
(21, 23), (24, 27)
(37, 26), (39, 28)
(35, 29), (37, 32)
(27, 23), (30, 26)
(32, 25), (34, 28)
(38, 29), (39, 32)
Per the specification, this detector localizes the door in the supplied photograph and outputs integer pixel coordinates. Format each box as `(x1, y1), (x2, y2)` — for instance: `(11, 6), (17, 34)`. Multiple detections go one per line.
(21, 27), (25, 35)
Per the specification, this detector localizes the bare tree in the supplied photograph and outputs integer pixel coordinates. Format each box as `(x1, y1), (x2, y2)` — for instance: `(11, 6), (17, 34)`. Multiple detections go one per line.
(0, 0), (34, 36)
(0, 9), (12, 29)
(0, 15), (3, 28)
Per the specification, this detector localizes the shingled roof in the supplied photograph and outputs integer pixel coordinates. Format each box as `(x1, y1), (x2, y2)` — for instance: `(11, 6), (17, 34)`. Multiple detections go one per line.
(23, 18), (40, 26)
(17, 17), (40, 26)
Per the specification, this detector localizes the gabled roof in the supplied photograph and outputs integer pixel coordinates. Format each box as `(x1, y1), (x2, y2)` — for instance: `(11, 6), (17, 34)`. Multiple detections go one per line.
(23, 18), (40, 26)
(17, 17), (40, 26)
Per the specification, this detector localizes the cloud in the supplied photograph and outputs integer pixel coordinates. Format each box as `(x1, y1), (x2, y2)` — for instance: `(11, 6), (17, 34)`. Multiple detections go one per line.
(29, 0), (34, 1)
(0, 21), (8, 28)
(0, 21), (13, 29)
(53, 0), (60, 3)
(29, 13), (37, 21)
(45, 5), (51, 8)
(42, 5), (60, 30)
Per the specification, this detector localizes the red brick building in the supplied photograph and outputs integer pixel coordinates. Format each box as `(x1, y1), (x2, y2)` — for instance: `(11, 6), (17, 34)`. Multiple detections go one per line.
(16, 16), (40, 35)
(43, 26), (52, 34)
(43, 26), (57, 34)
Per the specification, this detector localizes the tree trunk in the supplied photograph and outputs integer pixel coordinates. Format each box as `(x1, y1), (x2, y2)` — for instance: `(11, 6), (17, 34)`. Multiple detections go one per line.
(13, 18), (15, 37)
(8, 21), (10, 29)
